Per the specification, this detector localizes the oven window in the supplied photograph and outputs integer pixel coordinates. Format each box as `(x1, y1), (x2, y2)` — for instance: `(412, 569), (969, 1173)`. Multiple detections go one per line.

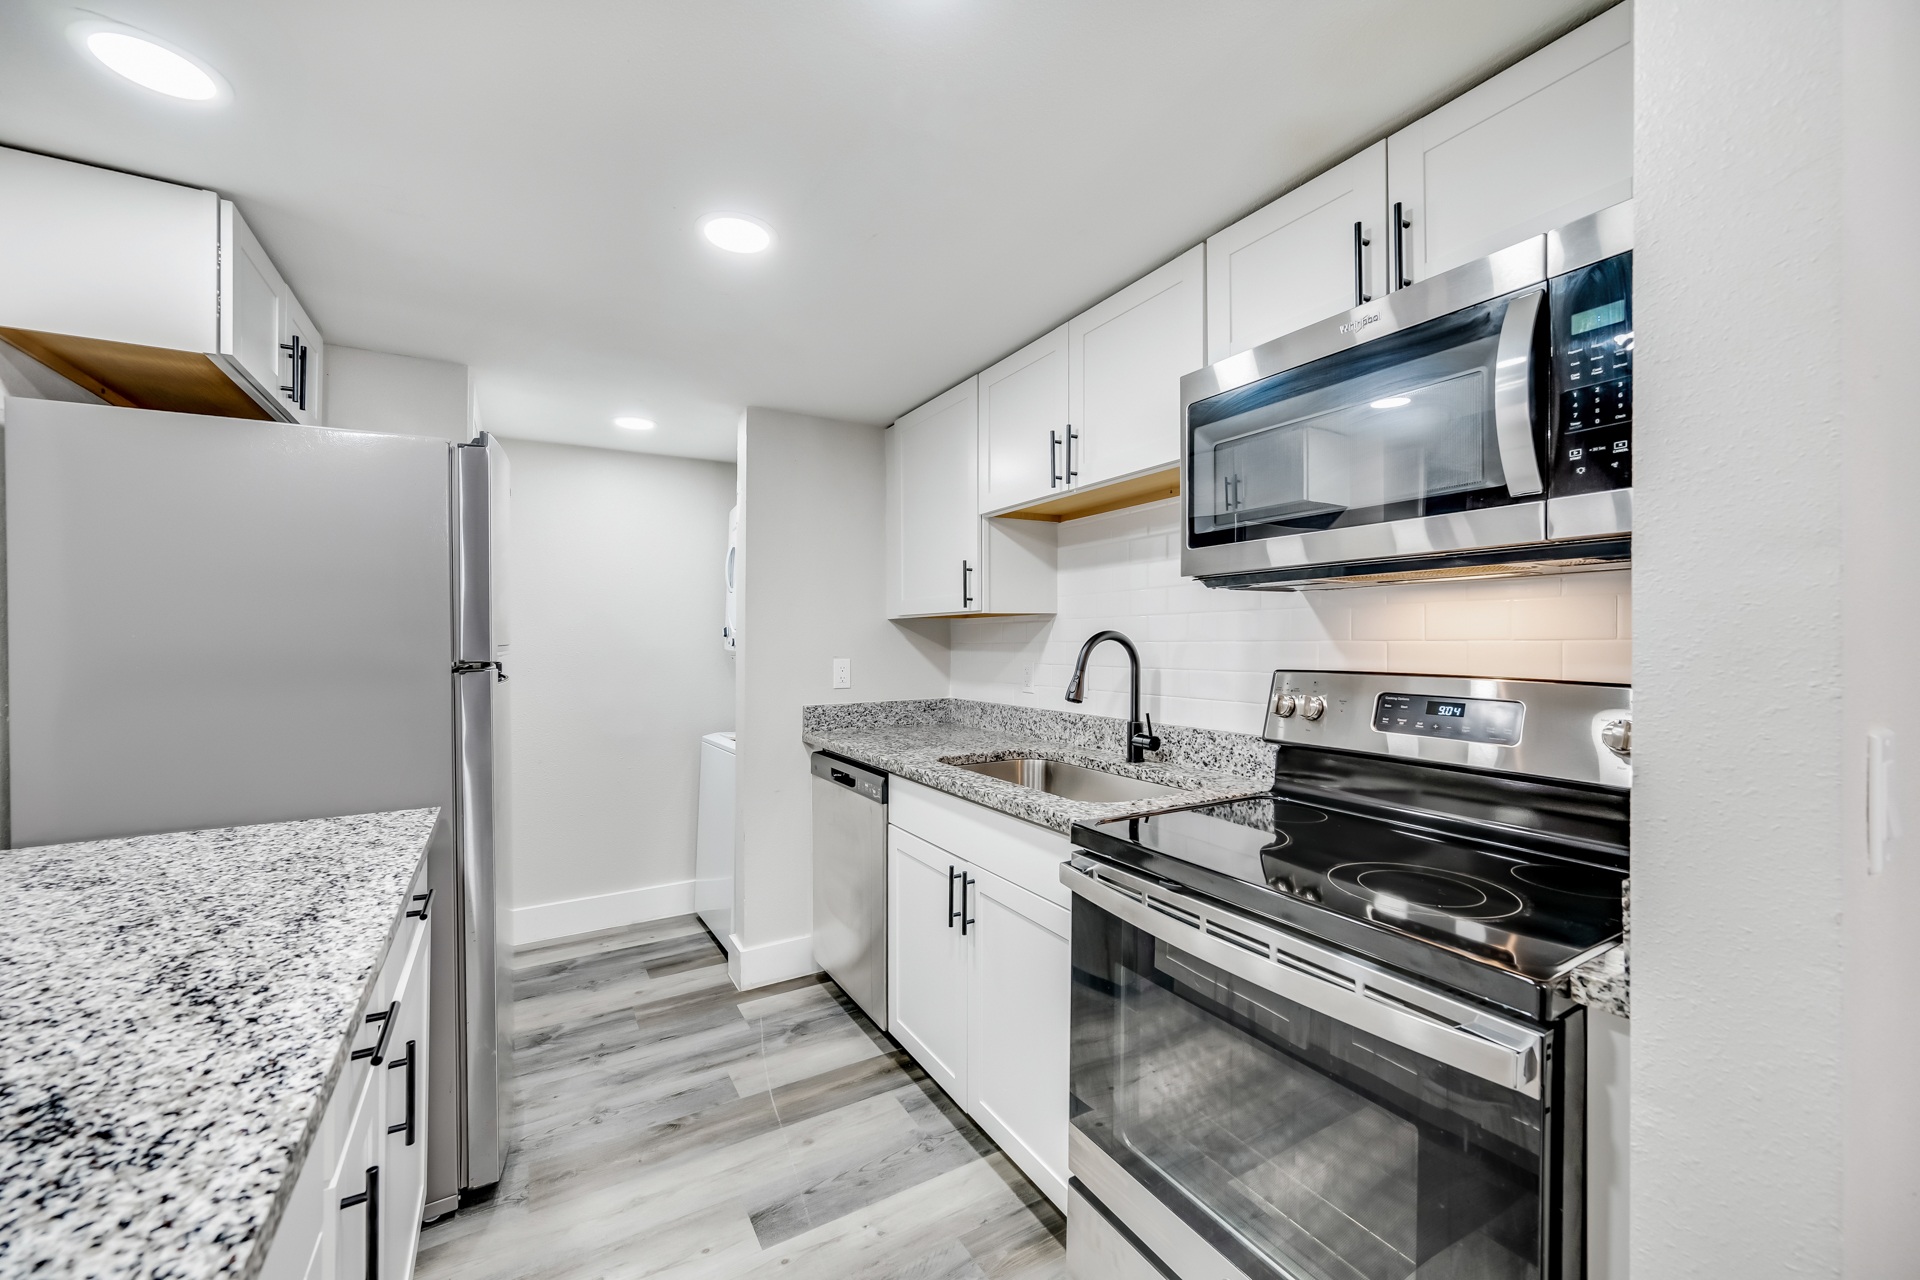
(1187, 292), (1544, 549)
(1071, 898), (1548, 1280)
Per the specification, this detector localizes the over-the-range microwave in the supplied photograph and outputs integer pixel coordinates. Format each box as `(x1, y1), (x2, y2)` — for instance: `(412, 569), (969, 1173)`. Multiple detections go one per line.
(1181, 201), (1633, 589)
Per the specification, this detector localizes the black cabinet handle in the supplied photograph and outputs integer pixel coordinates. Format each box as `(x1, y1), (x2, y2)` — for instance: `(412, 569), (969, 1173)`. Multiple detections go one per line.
(1049, 430), (1062, 489)
(386, 1040), (417, 1146)
(1353, 220), (1372, 306)
(279, 337), (309, 410)
(1393, 202), (1411, 289)
(406, 889), (432, 921)
(948, 865), (961, 929)
(961, 560), (974, 609)
(352, 1000), (400, 1066)
(1066, 426), (1079, 482)
(339, 1164), (379, 1280)
(961, 874), (977, 936)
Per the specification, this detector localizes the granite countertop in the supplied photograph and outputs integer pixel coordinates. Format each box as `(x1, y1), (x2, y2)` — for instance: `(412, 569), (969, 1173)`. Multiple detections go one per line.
(1562, 881), (1631, 1018)
(802, 698), (1276, 835)
(0, 808), (439, 1280)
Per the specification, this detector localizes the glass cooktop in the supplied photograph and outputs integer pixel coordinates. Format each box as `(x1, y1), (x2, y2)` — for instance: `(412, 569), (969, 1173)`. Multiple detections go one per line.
(1080, 794), (1626, 990)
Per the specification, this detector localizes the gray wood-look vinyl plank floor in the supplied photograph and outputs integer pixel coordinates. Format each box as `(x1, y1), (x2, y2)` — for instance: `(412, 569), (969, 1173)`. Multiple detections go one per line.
(417, 915), (1067, 1280)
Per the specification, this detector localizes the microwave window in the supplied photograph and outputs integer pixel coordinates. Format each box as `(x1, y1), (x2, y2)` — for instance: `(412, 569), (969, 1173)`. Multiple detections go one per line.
(1426, 699), (1467, 717)
(1571, 299), (1626, 335)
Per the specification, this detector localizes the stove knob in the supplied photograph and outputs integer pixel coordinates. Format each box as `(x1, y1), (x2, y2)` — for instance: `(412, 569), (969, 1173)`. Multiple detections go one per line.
(1300, 695), (1327, 721)
(1273, 693), (1298, 718)
(1601, 717), (1632, 759)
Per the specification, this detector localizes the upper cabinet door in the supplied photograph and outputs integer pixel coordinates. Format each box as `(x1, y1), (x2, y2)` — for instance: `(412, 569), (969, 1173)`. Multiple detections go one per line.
(1069, 244), (1206, 490)
(1206, 142), (1388, 363)
(220, 202), (292, 409)
(978, 324), (1069, 514)
(1387, 2), (1633, 285)
(887, 377), (982, 617)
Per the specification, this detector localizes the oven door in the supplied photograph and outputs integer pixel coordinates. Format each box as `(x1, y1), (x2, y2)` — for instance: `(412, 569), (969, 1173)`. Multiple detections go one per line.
(1065, 858), (1582, 1280)
(1181, 241), (1551, 583)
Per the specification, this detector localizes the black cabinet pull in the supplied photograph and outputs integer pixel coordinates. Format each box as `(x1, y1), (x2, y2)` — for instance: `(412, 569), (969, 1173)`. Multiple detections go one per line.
(406, 889), (432, 921)
(947, 865), (961, 929)
(352, 1000), (400, 1066)
(1353, 220), (1372, 306)
(961, 560), (973, 609)
(339, 1164), (379, 1280)
(1393, 202), (1411, 289)
(386, 1040), (417, 1146)
(1066, 425), (1079, 482)
(1049, 430), (1062, 489)
(279, 337), (309, 411)
(961, 874), (977, 936)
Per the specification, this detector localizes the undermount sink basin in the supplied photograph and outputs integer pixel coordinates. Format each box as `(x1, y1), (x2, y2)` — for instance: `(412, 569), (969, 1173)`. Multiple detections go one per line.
(945, 756), (1183, 804)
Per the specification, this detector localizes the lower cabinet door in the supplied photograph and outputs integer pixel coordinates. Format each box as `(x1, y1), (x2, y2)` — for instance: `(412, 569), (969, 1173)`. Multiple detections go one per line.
(887, 827), (970, 1098)
(380, 920), (431, 1280)
(966, 867), (1071, 1209)
(328, 1069), (385, 1280)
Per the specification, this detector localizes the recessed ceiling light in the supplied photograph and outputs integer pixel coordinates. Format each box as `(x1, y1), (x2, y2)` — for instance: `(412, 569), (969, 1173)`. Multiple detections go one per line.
(1370, 396), (1412, 409)
(85, 31), (220, 101)
(614, 417), (656, 430)
(700, 215), (773, 254)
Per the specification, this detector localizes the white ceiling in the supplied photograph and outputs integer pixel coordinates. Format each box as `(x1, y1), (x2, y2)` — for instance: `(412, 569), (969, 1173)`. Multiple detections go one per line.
(0, 0), (1613, 461)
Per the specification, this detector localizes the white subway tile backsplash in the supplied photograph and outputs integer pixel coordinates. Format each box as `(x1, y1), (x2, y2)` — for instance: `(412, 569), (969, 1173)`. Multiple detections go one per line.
(949, 499), (1632, 733)
(1511, 594), (1617, 640)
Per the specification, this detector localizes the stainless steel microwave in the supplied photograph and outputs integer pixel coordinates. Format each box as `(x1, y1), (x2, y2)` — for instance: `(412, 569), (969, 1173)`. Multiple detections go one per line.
(1181, 201), (1633, 589)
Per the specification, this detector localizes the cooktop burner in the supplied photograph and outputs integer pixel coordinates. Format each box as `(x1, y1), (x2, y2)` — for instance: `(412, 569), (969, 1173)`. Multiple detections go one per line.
(1077, 792), (1626, 990)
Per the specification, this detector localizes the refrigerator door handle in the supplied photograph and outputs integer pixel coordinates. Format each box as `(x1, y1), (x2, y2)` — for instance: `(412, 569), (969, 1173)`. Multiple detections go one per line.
(453, 659), (507, 681)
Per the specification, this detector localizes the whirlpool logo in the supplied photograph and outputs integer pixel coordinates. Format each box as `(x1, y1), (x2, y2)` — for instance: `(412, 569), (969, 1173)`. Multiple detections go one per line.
(1340, 312), (1381, 335)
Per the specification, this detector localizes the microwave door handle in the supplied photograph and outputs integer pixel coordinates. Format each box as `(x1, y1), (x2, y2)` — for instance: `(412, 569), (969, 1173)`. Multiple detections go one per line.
(1493, 288), (1547, 498)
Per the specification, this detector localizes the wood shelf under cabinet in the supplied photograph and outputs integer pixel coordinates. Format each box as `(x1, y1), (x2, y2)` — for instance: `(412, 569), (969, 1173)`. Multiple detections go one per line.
(995, 466), (1180, 523)
(0, 328), (274, 421)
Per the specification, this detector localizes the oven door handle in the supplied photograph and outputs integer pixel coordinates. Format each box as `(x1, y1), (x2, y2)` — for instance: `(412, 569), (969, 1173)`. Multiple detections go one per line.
(1493, 288), (1547, 498)
(1063, 858), (1546, 1097)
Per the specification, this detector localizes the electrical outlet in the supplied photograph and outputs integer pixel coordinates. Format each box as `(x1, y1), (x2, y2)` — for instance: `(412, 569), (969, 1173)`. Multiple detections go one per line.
(832, 658), (851, 690)
(1022, 665), (1035, 694)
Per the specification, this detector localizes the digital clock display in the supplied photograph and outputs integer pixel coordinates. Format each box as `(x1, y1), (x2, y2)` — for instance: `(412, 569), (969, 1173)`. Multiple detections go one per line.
(1427, 700), (1467, 718)
(1373, 692), (1524, 745)
(1572, 299), (1626, 334)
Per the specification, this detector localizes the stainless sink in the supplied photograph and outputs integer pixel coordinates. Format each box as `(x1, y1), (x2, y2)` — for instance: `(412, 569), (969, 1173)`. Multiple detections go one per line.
(944, 756), (1183, 804)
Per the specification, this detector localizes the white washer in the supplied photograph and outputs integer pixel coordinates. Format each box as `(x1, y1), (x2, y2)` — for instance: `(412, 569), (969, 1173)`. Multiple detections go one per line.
(696, 731), (736, 949)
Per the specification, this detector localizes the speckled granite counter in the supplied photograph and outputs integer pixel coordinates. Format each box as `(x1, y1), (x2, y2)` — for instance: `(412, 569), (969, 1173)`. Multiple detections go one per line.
(802, 698), (1276, 835)
(1562, 882), (1631, 1018)
(0, 808), (438, 1280)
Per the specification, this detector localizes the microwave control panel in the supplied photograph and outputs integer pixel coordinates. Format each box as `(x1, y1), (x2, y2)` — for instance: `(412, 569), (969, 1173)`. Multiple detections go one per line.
(1372, 693), (1524, 746)
(1548, 251), (1632, 497)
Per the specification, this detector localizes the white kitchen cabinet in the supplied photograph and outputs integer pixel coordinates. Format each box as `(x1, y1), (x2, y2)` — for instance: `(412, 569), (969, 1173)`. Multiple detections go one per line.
(887, 379), (981, 618)
(1069, 244), (1206, 490)
(889, 826), (971, 1097)
(887, 377), (1057, 620)
(1206, 142), (1388, 362)
(885, 780), (1073, 1210)
(1387, 3), (1633, 285)
(978, 324), (1071, 514)
(0, 146), (323, 424)
(258, 863), (431, 1280)
(965, 869), (1071, 1208)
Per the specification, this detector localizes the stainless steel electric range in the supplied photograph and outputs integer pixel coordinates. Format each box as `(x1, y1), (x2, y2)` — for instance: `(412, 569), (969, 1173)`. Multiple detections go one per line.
(1061, 671), (1630, 1280)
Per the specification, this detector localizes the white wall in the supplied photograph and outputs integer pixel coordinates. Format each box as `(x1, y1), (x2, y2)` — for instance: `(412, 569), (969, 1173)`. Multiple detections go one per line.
(500, 437), (736, 944)
(951, 499), (1630, 734)
(1842, 0), (1920, 1268)
(1634, 1), (1849, 1274)
(324, 345), (471, 441)
(733, 407), (949, 988)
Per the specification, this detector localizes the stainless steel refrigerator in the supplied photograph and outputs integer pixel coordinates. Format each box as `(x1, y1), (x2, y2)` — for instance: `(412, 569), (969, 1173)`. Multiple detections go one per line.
(3, 397), (513, 1215)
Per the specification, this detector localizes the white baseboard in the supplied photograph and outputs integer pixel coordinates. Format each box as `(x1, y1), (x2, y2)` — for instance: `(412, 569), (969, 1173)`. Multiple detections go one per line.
(727, 930), (819, 991)
(512, 879), (696, 946)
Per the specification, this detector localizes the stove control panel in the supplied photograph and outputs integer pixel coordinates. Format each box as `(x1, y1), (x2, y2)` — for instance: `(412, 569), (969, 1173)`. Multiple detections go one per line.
(1373, 692), (1524, 746)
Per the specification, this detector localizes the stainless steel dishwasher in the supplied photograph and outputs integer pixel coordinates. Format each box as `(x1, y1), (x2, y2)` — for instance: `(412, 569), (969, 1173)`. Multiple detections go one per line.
(810, 751), (888, 1029)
